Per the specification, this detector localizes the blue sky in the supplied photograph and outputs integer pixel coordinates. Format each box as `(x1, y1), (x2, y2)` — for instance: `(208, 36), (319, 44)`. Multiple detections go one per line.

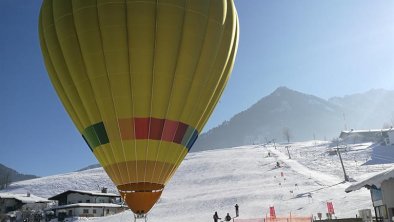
(0, 0), (393, 176)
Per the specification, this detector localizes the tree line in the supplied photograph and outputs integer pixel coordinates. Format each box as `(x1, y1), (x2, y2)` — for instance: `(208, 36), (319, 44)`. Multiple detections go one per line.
(0, 172), (11, 190)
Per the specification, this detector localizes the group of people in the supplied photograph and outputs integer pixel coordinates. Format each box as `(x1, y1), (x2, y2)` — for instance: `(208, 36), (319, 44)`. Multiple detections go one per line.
(213, 212), (231, 222)
(213, 204), (239, 222)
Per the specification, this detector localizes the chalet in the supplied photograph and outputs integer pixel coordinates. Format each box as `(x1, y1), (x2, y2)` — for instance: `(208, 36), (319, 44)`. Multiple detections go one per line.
(0, 192), (50, 213)
(339, 128), (394, 145)
(387, 130), (394, 146)
(346, 167), (394, 222)
(48, 188), (127, 219)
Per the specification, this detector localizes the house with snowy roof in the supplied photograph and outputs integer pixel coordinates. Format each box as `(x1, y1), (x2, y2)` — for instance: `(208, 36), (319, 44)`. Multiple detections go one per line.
(339, 129), (385, 144)
(47, 188), (127, 219)
(0, 192), (50, 214)
(346, 167), (394, 222)
(339, 128), (394, 145)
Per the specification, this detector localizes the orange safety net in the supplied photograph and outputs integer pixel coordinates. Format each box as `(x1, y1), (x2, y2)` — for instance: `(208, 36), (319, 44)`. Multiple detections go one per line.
(235, 216), (312, 222)
(235, 219), (264, 222)
(266, 217), (312, 222)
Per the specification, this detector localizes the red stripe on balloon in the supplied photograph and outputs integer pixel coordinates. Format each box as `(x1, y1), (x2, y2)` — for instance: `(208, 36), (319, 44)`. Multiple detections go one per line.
(161, 119), (178, 142)
(173, 122), (188, 144)
(134, 118), (149, 139)
(119, 118), (197, 147)
(149, 118), (165, 140)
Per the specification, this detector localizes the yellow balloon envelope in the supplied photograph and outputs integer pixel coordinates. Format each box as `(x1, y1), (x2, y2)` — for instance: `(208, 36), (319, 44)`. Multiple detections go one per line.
(39, 0), (239, 215)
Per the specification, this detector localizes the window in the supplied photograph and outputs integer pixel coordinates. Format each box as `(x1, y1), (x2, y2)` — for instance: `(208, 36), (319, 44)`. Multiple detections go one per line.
(375, 205), (388, 219)
(371, 188), (383, 202)
(86, 200), (90, 203)
(93, 209), (97, 214)
(83, 209), (89, 214)
(78, 201), (82, 203)
(68, 210), (72, 216)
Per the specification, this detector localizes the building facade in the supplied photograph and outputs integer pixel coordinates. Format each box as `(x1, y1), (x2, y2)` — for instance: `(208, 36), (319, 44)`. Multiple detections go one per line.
(0, 193), (50, 214)
(48, 189), (127, 220)
(346, 168), (394, 222)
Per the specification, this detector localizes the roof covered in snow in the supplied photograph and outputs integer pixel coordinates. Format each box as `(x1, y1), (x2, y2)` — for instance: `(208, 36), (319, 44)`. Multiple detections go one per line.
(0, 193), (50, 203)
(50, 203), (126, 210)
(49, 190), (119, 200)
(345, 167), (394, 192)
(341, 129), (393, 134)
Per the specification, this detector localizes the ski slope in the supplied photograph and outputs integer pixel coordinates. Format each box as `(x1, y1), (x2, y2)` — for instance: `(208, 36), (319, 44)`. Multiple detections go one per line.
(4, 141), (394, 222)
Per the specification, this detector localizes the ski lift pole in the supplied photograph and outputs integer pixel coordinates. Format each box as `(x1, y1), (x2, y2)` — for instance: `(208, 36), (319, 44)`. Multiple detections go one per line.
(335, 147), (349, 182)
(285, 146), (291, 159)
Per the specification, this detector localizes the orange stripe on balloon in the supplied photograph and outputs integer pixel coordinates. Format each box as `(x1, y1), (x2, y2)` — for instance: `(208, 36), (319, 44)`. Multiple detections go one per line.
(118, 118), (135, 140)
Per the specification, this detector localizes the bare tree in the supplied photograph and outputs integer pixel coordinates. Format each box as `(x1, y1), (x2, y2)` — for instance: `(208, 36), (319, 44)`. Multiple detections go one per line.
(331, 137), (340, 146)
(4, 172), (10, 188)
(383, 122), (392, 129)
(282, 127), (292, 143)
(390, 112), (394, 127)
(0, 172), (11, 190)
(0, 176), (5, 190)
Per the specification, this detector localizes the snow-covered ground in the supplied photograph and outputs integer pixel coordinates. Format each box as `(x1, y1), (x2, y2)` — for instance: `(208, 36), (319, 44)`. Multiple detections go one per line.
(4, 141), (394, 222)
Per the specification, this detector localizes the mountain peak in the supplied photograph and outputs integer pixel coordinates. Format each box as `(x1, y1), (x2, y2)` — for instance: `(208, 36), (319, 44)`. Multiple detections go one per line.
(273, 86), (291, 93)
(269, 86), (302, 98)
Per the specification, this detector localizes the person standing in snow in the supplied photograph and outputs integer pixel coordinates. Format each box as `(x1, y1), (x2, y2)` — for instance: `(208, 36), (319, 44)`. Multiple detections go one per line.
(225, 213), (232, 221)
(235, 204), (239, 217)
(213, 212), (221, 222)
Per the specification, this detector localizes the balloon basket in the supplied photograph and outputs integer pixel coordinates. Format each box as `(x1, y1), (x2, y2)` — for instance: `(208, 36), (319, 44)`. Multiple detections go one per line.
(134, 213), (148, 222)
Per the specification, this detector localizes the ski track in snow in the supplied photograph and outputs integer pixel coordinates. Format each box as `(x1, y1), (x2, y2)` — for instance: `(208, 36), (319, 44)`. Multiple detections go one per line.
(269, 147), (342, 186)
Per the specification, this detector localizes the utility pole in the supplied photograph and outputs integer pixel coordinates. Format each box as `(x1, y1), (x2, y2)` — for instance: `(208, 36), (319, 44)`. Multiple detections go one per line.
(285, 146), (291, 159)
(343, 113), (348, 131)
(313, 133), (316, 147)
(336, 147), (349, 182)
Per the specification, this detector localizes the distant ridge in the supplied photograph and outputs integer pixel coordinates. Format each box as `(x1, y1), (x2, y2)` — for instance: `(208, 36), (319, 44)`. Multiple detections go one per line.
(0, 163), (38, 189)
(77, 164), (101, 172)
(193, 87), (394, 151)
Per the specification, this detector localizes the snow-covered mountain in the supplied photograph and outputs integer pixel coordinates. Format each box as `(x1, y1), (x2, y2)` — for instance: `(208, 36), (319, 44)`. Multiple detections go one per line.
(329, 89), (394, 130)
(194, 87), (394, 151)
(3, 141), (394, 222)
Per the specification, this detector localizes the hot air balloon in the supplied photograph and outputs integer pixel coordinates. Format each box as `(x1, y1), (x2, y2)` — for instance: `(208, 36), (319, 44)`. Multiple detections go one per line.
(39, 0), (238, 219)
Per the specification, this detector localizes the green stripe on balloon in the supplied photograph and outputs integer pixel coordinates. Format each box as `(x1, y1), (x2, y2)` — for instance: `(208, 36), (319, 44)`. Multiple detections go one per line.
(82, 122), (109, 150)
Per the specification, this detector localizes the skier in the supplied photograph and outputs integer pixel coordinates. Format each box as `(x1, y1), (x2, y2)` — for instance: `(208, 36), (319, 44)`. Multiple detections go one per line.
(235, 204), (239, 217)
(225, 213), (232, 222)
(276, 161), (280, 168)
(213, 212), (221, 222)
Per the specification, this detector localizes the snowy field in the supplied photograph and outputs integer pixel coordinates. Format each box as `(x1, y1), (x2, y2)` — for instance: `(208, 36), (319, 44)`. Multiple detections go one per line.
(4, 141), (394, 222)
